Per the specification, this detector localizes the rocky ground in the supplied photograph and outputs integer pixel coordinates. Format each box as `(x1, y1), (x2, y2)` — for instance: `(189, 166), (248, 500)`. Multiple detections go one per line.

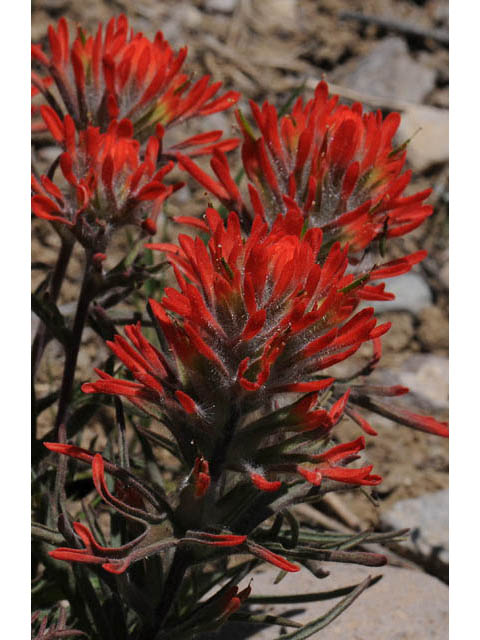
(32, 0), (449, 636)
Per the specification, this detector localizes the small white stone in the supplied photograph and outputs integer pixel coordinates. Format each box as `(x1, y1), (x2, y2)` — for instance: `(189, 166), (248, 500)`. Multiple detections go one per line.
(205, 0), (239, 13)
(398, 105), (449, 172)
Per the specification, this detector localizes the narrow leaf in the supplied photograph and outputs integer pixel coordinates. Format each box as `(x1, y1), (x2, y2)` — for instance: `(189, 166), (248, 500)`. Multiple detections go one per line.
(275, 575), (377, 639)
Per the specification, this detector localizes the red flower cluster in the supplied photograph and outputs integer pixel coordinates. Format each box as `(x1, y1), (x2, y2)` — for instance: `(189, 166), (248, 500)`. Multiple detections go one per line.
(179, 81), (433, 253)
(32, 15), (240, 152)
(82, 207), (390, 486)
(31, 107), (178, 247)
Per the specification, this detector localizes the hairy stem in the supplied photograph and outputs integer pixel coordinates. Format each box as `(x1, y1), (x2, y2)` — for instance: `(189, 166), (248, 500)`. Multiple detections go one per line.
(51, 251), (97, 524)
(54, 252), (96, 433)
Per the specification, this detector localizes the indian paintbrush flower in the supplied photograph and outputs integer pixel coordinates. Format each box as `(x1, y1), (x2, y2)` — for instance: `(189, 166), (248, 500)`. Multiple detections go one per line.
(31, 109), (179, 249)
(82, 207), (390, 484)
(32, 15), (240, 152)
(178, 81), (433, 263)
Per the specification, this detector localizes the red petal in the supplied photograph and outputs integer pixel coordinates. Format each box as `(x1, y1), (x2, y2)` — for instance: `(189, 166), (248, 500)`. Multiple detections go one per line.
(250, 473), (282, 492)
(40, 105), (65, 144)
(247, 542), (300, 572)
(175, 390), (197, 414)
(241, 309), (266, 341)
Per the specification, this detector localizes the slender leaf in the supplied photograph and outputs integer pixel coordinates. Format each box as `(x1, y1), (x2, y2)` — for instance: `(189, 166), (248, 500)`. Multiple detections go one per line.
(247, 574), (382, 604)
(276, 575), (376, 639)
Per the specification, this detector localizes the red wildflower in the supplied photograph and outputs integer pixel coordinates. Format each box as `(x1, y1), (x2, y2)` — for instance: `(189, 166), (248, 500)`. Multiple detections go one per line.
(32, 15), (240, 153)
(251, 434), (382, 488)
(182, 583), (252, 632)
(83, 208), (386, 484)
(193, 456), (211, 498)
(297, 435), (381, 486)
(178, 81), (433, 254)
(31, 109), (177, 248)
(214, 585), (252, 622)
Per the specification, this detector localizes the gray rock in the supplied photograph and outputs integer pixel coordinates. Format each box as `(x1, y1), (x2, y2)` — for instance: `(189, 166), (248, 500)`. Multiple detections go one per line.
(395, 354), (449, 412)
(337, 38), (436, 104)
(41, 0), (70, 8)
(205, 0), (239, 13)
(369, 272), (433, 315)
(381, 490), (448, 578)
(397, 105), (449, 171)
(199, 564), (448, 639)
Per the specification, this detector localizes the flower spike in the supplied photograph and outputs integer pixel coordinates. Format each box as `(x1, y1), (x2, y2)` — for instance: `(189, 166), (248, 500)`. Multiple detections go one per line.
(82, 208), (388, 489)
(179, 81), (433, 278)
(31, 112), (178, 248)
(32, 15), (240, 152)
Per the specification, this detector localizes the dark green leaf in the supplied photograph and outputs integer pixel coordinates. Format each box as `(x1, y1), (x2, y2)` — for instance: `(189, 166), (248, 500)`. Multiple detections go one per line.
(247, 574), (382, 604)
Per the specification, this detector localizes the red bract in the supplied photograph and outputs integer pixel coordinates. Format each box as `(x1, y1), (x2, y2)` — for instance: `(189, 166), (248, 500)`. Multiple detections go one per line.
(271, 435), (382, 487)
(31, 75), (53, 133)
(178, 80), (433, 252)
(31, 108), (178, 248)
(44, 443), (299, 575)
(31, 15), (240, 152)
(337, 335), (449, 439)
(83, 208), (387, 484)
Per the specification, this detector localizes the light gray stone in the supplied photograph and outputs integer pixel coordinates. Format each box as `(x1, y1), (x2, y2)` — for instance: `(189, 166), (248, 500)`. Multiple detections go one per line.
(397, 105), (449, 171)
(381, 490), (448, 575)
(395, 354), (449, 412)
(337, 38), (436, 104)
(199, 564), (448, 639)
(369, 272), (433, 315)
(205, 0), (239, 13)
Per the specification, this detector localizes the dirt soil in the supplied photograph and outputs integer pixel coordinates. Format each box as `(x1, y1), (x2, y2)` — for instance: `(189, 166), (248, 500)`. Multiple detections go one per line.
(32, 0), (448, 534)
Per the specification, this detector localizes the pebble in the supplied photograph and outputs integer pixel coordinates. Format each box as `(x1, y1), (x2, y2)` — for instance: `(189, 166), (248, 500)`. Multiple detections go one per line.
(41, 0), (71, 9)
(369, 272), (433, 315)
(397, 105), (449, 171)
(395, 354), (449, 412)
(205, 0), (239, 13)
(337, 37), (436, 104)
(198, 563), (448, 639)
